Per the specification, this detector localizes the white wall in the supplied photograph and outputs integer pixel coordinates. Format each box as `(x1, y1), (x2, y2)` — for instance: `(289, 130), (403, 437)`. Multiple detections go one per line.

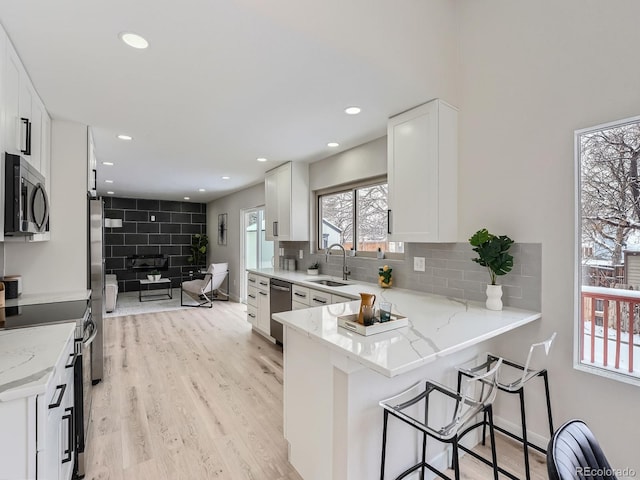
(458, 0), (640, 470)
(207, 182), (265, 301)
(309, 136), (387, 191)
(5, 120), (87, 294)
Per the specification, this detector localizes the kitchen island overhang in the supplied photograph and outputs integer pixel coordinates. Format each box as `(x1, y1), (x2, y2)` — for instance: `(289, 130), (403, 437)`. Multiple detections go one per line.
(274, 290), (541, 480)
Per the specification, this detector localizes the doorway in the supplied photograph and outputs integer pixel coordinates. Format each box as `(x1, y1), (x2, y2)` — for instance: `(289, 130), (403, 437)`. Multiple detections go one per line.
(240, 207), (274, 303)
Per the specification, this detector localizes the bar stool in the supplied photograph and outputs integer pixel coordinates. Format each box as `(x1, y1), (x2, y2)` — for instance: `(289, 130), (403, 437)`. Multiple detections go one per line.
(457, 332), (557, 480)
(379, 358), (503, 480)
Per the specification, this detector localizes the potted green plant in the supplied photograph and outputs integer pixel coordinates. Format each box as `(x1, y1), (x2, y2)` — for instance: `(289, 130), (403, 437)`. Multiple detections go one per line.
(469, 228), (514, 310)
(378, 265), (393, 288)
(147, 269), (161, 281)
(307, 262), (319, 275)
(188, 233), (209, 267)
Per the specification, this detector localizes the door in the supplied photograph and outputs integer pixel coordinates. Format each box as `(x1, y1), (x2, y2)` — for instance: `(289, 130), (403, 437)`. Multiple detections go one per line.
(240, 207), (273, 303)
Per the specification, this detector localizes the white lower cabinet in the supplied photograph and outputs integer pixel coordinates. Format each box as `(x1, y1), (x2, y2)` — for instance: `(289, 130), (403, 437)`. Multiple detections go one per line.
(0, 333), (75, 480)
(309, 289), (331, 307)
(292, 300), (308, 311)
(256, 288), (270, 335)
(248, 274), (271, 337)
(246, 305), (258, 326)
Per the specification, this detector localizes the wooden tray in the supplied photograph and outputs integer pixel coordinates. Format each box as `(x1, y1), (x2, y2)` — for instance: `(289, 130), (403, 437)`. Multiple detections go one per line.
(337, 313), (408, 336)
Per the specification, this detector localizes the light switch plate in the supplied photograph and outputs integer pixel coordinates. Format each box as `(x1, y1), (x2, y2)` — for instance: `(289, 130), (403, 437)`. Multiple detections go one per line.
(414, 257), (426, 272)
(299, 249), (304, 259)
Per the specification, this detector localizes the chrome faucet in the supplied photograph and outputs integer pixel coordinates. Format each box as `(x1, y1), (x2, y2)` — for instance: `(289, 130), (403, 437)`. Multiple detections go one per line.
(325, 243), (351, 281)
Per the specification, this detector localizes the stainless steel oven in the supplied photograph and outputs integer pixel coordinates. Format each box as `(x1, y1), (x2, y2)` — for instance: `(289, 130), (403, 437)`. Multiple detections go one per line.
(4, 152), (50, 235)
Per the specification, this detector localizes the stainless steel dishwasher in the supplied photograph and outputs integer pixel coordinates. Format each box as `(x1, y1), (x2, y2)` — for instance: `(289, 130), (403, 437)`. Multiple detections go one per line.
(270, 278), (292, 344)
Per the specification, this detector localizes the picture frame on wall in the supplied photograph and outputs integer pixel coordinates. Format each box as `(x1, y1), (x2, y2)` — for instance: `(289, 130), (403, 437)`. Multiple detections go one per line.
(218, 213), (227, 245)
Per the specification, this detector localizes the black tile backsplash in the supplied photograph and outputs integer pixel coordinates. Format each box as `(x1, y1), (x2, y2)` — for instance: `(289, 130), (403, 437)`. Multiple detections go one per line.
(103, 196), (207, 292)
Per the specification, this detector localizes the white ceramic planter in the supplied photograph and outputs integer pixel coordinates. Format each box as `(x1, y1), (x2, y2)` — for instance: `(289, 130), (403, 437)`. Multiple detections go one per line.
(307, 269), (319, 275)
(485, 284), (503, 311)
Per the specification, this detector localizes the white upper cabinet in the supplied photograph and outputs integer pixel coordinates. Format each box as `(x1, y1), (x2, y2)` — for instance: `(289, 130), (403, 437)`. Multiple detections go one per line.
(265, 162), (309, 241)
(387, 99), (458, 243)
(3, 29), (50, 178)
(1, 25), (52, 242)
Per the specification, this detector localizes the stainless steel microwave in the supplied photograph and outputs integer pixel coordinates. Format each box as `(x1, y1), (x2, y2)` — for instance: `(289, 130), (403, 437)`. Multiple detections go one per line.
(4, 153), (50, 235)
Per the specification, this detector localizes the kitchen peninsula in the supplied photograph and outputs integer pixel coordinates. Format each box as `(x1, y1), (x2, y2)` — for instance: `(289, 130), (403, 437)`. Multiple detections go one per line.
(260, 269), (541, 480)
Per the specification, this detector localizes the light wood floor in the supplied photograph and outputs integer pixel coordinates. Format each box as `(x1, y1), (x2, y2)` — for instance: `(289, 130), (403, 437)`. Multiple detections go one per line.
(85, 302), (547, 480)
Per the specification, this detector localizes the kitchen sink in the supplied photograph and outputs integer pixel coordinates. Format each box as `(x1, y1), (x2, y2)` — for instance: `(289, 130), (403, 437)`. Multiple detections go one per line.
(308, 279), (349, 287)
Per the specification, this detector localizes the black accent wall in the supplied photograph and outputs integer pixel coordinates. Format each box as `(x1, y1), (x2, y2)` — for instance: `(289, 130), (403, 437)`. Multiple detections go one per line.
(103, 197), (207, 292)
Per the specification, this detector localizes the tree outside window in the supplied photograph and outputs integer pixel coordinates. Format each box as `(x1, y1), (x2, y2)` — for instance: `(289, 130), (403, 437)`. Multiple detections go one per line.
(577, 116), (640, 383)
(319, 182), (403, 254)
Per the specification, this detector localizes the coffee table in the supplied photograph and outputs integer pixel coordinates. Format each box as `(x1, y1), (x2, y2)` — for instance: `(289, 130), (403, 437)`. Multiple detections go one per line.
(138, 278), (172, 302)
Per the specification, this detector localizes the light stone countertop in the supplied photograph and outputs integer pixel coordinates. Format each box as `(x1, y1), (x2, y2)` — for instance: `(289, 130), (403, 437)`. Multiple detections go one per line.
(0, 323), (76, 402)
(4, 289), (91, 308)
(251, 268), (542, 377)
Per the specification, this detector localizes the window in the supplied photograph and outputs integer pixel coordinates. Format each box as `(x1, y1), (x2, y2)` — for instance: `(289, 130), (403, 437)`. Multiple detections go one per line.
(576, 115), (640, 385)
(318, 181), (404, 255)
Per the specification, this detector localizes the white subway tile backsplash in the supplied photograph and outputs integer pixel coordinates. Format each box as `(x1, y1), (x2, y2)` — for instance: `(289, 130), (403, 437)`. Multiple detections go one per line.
(279, 241), (541, 310)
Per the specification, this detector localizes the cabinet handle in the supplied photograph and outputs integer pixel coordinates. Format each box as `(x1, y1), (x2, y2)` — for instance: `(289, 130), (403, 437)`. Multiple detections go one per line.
(248, 294), (256, 299)
(294, 292), (307, 298)
(65, 351), (78, 368)
(248, 313), (256, 318)
(48, 384), (66, 409)
(259, 291), (268, 296)
(272, 285), (291, 292)
(259, 281), (268, 286)
(273, 221), (278, 237)
(387, 209), (392, 234)
(248, 278), (256, 283)
(20, 117), (31, 155)
(92, 169), (97, 190)
(62, 407), (74, 464)
(312, 297), (327, 304)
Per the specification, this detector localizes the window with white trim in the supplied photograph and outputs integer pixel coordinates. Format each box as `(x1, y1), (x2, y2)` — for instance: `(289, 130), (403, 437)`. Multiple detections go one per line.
(576, 115), (640, 385)
(318, 181), (404, 255)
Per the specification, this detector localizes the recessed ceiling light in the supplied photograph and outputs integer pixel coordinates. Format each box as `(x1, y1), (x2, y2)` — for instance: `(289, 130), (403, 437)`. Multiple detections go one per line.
(107, 191), (115, 195)
(198, 188), (206, 192)
(344, 106), (361, 115)
(119, 32), (149, 49)
(327, 142), (339, 148)
(257, 157), (267, 162)
(222, 176), (230, 180)
(117, 134), (132, 141)
(184, 196), (190, 200)
(102, 161), (114, 166)
(105, 180), (114, 184)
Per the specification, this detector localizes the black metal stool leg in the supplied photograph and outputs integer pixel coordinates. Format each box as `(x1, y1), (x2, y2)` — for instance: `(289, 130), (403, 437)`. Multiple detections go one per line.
(486, 406), (499, 480)
(518, 389), (531, 480)
(452, 437), (461, 480)
(420, 432), (427, 479)
(482, 410), (488, 445)
(380, 410), (388, 480)
(542, 370), (554, 436)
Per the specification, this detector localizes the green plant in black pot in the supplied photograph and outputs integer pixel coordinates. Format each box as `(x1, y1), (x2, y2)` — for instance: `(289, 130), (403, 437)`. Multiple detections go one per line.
(469, 228), (514, 285)
(188, 233), (209, 266)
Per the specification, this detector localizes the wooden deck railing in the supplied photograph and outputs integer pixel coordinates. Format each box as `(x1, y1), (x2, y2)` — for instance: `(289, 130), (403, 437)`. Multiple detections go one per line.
(581, 286), (640, 373)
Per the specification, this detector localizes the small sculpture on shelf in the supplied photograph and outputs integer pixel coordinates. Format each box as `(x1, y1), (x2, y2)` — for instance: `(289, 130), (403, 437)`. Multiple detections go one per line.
(378, 265), (393, 288)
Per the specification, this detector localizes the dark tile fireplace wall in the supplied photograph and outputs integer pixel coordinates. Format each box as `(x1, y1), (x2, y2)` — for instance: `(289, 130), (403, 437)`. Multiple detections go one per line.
(103, 197), (207, 292)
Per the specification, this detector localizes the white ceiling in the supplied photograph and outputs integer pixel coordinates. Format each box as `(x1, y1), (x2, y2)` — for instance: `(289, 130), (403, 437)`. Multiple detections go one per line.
(0, 0), (458, 202)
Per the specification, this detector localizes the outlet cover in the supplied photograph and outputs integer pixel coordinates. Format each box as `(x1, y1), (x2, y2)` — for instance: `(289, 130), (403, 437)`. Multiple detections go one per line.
(414, 257), (426, 272)
(299, 249), (304, 259)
